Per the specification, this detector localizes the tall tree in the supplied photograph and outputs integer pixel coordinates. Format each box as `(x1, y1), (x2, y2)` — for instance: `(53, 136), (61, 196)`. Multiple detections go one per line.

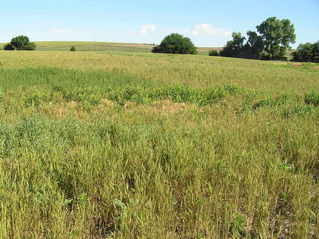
(220, 32), (246, 57)
(256, 17), (296, 59)
(246, 31), (264, 55)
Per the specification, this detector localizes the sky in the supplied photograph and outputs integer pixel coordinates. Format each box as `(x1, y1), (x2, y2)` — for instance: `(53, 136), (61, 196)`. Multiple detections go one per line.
(0, 0), (318, 47)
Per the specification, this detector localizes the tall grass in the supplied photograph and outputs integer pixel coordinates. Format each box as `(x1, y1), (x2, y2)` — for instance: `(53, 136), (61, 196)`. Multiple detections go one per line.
(0, 52), (318, 238)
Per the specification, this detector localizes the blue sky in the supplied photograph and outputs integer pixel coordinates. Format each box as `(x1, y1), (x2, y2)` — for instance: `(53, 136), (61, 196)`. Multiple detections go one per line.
(0, 0), (318, 47)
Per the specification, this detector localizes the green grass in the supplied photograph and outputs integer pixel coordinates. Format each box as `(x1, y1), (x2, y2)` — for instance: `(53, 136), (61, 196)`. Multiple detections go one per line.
(0, 41), (217, 55)
(35, 41), (155, 53)
(0, 51), (318, 238)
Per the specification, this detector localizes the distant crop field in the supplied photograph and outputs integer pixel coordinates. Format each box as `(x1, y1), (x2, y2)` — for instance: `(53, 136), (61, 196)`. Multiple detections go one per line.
(0, 41), (217, 55)
(0, 50), (318, 238)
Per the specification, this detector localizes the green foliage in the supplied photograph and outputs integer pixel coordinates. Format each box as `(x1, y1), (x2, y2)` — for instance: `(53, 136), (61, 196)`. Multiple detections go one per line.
(208, 49), (219, 56)
(281, 105), (317, 118)
(252, 95), (291, 110)
(243, 30), (265, 58)
(70, 46), (76, 51)
(152, 33), (197, 54)
(220, 32), (246, 57)
(256, 17), (296, 60)
(220, 17), (295, 60)
(23, 42), (36, 50)
(10, 35), (36, 50)
(3, 43), (15, 50)
(293, 41), (319, 62)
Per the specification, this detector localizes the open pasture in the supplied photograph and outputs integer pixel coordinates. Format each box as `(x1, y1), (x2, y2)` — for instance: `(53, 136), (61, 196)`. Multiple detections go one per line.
(0, 41), (217, 55)
(0, 50), (319, 238)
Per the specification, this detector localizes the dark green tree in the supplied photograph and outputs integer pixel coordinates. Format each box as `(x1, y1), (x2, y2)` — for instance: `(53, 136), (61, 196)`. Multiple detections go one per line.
(152, 33), (197, 54)
(70, 46), (76, 51)
(256, 17), (296, 59)
(245, 31), (264, 56)
(220, 32), (246, 57)
(10, 35), (36, 50)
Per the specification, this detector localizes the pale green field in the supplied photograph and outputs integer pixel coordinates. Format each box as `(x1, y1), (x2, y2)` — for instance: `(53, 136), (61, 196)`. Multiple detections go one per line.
(0, 41), (217, 55)
(0, 50), (318, 238)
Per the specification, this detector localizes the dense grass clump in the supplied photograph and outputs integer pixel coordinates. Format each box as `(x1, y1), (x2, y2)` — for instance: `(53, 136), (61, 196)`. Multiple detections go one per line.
(305, 92), (319, 106)
(0, 51), (318, 238)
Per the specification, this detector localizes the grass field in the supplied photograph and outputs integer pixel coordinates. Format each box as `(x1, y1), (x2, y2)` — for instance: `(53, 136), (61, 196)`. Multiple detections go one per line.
(0, 41), (217, 55)
(0, 49), (319, 238)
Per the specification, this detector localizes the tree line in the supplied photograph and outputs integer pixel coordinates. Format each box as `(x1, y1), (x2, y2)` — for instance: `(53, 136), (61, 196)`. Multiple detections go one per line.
(2, 17), (318, 62)
(151, 17), (318, 62)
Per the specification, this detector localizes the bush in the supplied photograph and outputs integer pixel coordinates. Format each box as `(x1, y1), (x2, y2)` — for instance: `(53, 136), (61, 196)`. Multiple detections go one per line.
(23, 42), (36, 50)
(10, 35), (36, 50)
(3, 43), (15, 50)
(209, 49), (219, 56)
(152, 33), (197, 54)
(70, 46), (76, 52)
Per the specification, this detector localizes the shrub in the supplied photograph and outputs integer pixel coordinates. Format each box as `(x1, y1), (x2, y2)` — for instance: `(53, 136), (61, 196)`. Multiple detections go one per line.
(23, 42), (36, 50)
(152, 33), (197, 54)
(209, 49), (219, 56)
(70, 46), (76, 52)
(3, 43), (15, 50)
(10, 35), (36, 50)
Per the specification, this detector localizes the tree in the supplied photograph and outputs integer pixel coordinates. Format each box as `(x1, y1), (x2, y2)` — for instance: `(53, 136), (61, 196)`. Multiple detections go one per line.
(9, 35), (36, 50)
(245, 31), (264, 57)
(70, 46), (76, 51)
(256, 17), (296, 59)
(220, 32), (246, 57)
(152, 33), (197, 54)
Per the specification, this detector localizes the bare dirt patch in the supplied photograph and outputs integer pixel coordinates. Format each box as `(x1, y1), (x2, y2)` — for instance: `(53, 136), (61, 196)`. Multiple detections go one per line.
(123, 100), (196, 114)
(41, 101), (79, 118)
(291, 63), (303, 67)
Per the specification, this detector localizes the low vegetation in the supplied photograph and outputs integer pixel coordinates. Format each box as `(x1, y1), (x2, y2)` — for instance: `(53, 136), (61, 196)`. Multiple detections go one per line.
(0, 50), (318, 238)
(208, 49), (219, 56)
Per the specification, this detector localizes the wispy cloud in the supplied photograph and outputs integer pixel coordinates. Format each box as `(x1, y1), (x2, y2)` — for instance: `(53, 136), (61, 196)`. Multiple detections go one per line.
(191, 24), (231, 37)
(139, 24), (157, 35)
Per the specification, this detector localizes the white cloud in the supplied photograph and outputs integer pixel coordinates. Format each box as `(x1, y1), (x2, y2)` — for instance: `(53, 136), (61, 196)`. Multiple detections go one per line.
(191, 24), (231, 37)
(139, 24), (157, 35)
